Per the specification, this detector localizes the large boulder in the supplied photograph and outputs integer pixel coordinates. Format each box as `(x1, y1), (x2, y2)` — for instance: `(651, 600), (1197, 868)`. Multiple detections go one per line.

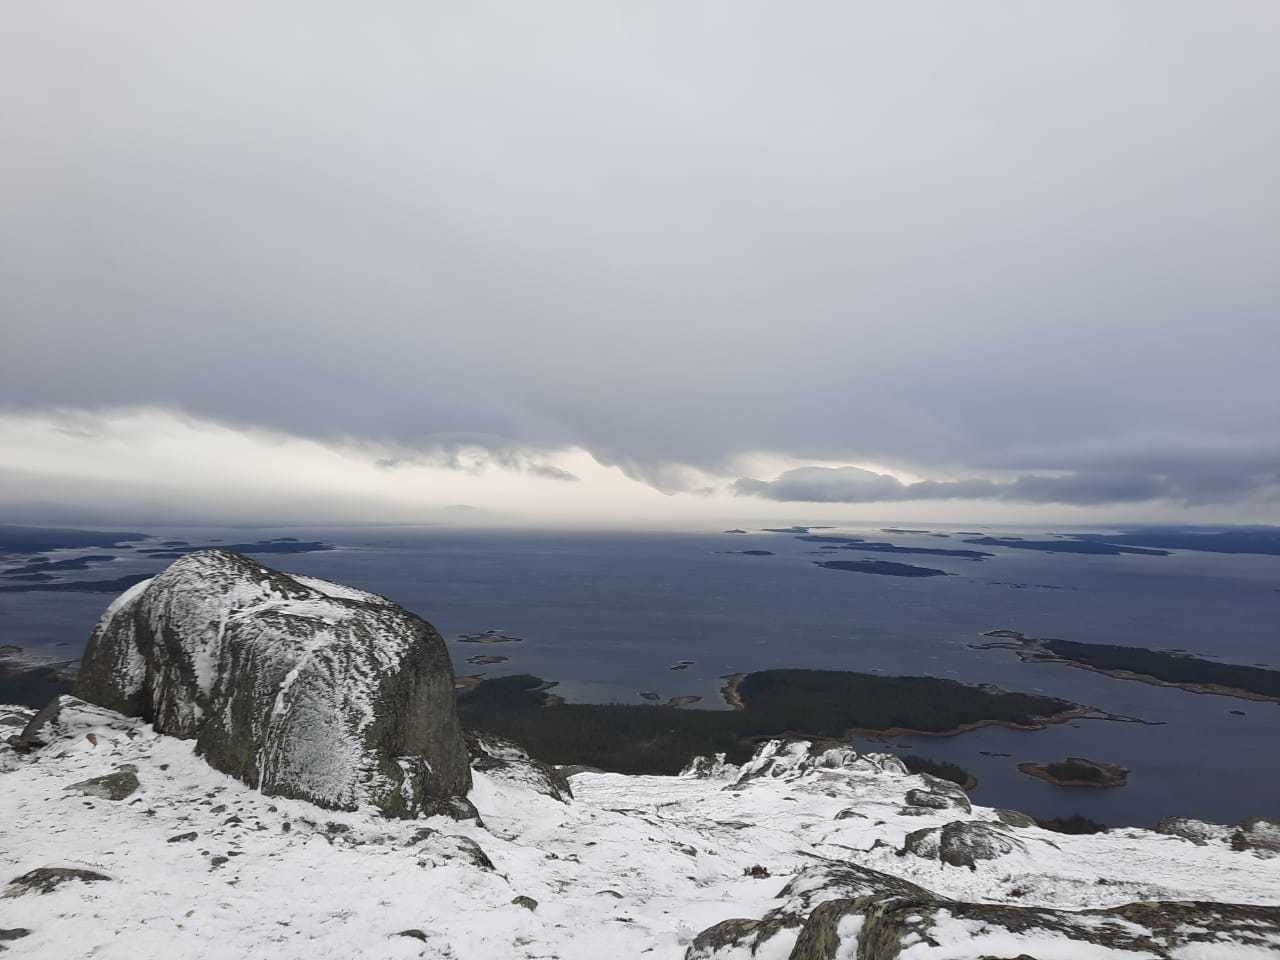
(70, 550), (471, 817)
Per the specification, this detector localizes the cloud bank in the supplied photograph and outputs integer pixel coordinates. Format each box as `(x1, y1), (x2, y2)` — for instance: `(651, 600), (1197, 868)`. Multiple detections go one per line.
(733, 464), (1280, 507)
(2, 3), (1278, 522)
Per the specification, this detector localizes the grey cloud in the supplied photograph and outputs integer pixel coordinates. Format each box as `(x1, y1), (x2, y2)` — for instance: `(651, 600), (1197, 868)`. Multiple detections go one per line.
(2, 3), (1279, 514)
(735, 464), (1280, 507)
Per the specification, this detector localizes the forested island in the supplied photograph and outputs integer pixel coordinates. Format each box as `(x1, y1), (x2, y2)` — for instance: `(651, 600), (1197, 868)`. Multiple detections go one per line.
(974, 630), (1280, 702)
(1019, 757), (1129, 788)
(458, 668), (1080, 775)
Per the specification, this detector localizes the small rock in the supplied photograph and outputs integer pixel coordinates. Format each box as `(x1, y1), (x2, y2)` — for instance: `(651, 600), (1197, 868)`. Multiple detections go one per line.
(64, 771), (139, 801)
(209, 856), (229, 869)
(395, 929), (428, 942)
(167, 832), (198, 843)
(743, 864), (770, 878)
(511, 895), (538, 911)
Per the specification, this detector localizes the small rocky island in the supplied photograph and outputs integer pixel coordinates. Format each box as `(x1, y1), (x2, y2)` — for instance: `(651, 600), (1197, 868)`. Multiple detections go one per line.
(1019, 757), (1130, 788)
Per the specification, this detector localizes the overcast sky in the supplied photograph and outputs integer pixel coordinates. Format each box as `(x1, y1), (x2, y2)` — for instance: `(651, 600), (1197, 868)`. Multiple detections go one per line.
(2, 2), (1278, 527)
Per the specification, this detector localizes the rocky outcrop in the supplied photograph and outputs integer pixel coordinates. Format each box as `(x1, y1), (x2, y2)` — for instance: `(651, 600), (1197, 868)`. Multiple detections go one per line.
(684, 739), (908, 791)
(68, 550), (471, 817)
(900, 819), (1026, 869)
(466, 732), (572, 802)
(783, 893), (1280, 959)
(902, 774), (971, 815)
(1157, 814), (1280, 856)
(3, 867), (112, 897)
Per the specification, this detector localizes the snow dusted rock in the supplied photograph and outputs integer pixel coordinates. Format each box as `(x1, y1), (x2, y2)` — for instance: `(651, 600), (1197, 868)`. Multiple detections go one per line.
(680, 752), (736, 780)
(785, 893), (1280, 959)
(465, 732), (572, 803)
(993, 807), (1036, 828)
(900, 820), (1026, 870)
(71, 550), (470, 817)
(10, 694), (141, 754)
(2, 867), (112, 898)
(64, 769), (139, 801)
(727, 739), (909, 790)
(902, 775), (971, 815)
(1156, 815), (1280, 856)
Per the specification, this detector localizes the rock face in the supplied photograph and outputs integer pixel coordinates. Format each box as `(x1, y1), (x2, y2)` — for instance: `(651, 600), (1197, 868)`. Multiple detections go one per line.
(782, 894), (1280, 960)
(71, 550), (470, 817)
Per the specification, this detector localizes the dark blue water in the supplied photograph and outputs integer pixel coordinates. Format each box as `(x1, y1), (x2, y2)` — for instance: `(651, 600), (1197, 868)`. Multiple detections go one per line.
(4, 524), (1278, 828)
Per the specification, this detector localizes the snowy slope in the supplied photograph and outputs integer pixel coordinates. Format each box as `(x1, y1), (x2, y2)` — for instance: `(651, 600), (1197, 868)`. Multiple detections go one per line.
(2, 704), (1278, 959)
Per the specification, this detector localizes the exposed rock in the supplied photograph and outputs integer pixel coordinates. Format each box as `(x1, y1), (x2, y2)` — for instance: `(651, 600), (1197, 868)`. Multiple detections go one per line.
(902, 774), (971, 814)
(466, 732), (572, 802)
(406, 829), (495, 871)
(70, 551), (471, 817)
(65, 770), (140, 800)
(785, 892), (1280, 959)
(901, 820), (1026, 869)
(167, 832), (198, 843)
(679, 753), (735, 780)
(10, 695), (139, 754)
(1156, 815), (1232, 845)
(511, 895), (538, 911)
(3, 867), (111, 897)
(994, 807), (1036, 828)
(394, 929), (428, 942)
(1155, 815), (1280, 856)
(727, 740), (908, 789)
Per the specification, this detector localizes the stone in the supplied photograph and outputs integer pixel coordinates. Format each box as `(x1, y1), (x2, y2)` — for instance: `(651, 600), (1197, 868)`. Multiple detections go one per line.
(70, 550), (471, 817)
(511, 895), (538, 911)
(65, 771), (139, 801)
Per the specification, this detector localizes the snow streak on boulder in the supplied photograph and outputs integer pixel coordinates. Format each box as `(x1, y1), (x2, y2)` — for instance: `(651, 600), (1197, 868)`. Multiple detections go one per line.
(73, 550), (471, 817)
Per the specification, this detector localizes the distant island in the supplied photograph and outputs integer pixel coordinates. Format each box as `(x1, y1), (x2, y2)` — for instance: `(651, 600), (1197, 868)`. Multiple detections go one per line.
(962, 536), (1168, 556)
(1019, 757), (1129, 788)
(798, 534), (992, 560)
(974, 630), (1280, 703)
(816, 559), (949, 578)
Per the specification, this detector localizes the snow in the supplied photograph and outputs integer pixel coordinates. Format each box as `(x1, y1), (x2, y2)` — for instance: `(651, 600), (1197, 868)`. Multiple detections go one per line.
(3, 724), (1278, 959)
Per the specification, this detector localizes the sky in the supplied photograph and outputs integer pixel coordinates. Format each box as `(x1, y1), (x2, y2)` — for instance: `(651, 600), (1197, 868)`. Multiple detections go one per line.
(2, 2), (1278, 529)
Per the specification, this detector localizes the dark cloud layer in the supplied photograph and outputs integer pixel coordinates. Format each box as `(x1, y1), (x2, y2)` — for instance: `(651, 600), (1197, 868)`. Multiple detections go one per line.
(734, 463), (1280, 507)
(2, 3), (1278, 512)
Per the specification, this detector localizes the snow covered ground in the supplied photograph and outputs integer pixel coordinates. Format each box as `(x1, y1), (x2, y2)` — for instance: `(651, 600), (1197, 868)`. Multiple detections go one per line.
(2, 705), (1278, 959)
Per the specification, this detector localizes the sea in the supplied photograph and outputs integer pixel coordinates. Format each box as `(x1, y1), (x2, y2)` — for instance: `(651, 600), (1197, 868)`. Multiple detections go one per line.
(3, 523), (1278, 829)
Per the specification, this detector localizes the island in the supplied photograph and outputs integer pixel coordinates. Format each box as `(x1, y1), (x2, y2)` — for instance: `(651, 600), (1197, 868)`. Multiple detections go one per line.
(798, 535), (993, 560)
(457, 629), (524, 644)
(961, 536), (1168, 557)
(973, 630), (1280, 703)
(816, 560), (950, 578)
(1018, 757), (1129, 788)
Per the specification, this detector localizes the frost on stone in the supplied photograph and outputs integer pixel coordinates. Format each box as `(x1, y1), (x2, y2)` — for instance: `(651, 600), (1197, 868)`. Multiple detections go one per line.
(73, 550), (470, 816)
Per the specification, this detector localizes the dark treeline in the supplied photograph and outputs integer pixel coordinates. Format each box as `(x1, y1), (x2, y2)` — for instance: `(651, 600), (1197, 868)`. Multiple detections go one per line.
(1045, 638), (1280, 700)
(458, 669), (1072, 776)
